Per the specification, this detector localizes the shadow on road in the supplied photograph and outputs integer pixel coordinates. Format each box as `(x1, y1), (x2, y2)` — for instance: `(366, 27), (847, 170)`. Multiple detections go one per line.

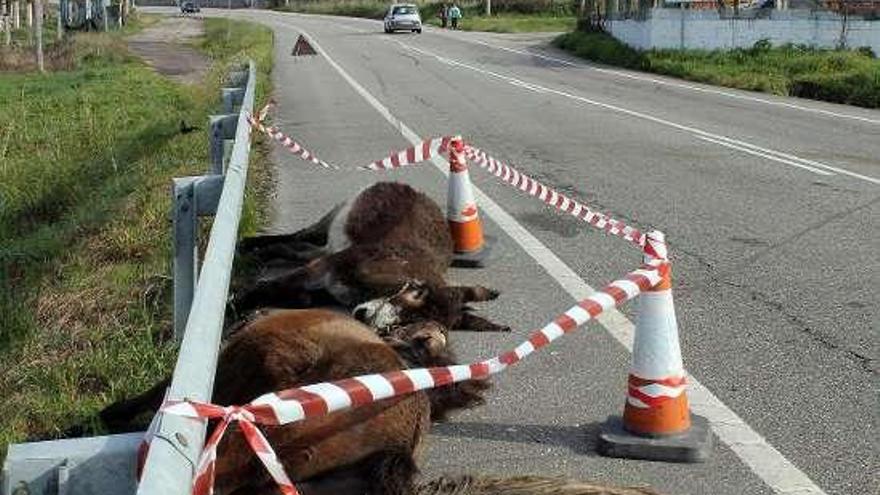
(431, 420), (606, 457)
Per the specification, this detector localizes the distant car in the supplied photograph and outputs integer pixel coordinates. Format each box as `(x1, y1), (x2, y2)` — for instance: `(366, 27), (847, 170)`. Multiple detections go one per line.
(180, 1), (200, 13)
(384, 3), (422, 34)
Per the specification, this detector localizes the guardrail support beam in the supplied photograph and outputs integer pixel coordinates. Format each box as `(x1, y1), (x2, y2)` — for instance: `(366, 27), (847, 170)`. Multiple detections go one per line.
(209, 114), (238, 175)
(172, 174), (226, 339)
(222, 87), (245, 113)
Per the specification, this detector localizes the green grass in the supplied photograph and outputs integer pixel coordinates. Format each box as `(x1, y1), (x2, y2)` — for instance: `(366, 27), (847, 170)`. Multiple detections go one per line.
(276, 0), (576, 32)
(0, 15), (274, 457)
(554, 31), (880, 108)
(426, 14), (576, 33)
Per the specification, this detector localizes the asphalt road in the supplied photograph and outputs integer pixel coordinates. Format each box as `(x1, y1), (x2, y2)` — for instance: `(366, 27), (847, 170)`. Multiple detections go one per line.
(150, 9), (878, 495)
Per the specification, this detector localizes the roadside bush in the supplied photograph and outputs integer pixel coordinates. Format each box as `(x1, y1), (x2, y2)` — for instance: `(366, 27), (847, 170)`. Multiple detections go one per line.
(553, 30), (880, 108)
(554, 30), (644, 69)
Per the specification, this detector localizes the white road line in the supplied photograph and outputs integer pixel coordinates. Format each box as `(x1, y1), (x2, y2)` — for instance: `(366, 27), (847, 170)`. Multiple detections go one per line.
(295, 25), (828, 495)
(397, 41), (880, 186)
(696, 136), (833, 176)
(453, 37), (880, 126)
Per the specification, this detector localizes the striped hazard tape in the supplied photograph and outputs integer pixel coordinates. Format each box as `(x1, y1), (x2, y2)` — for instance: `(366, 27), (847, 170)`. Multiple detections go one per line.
(249, 106), (645, 249)
(358, 136), (452, 171)
(247, 114), (339, 170)
(463, 145), (646, 248)
(159, 264), (663, 495)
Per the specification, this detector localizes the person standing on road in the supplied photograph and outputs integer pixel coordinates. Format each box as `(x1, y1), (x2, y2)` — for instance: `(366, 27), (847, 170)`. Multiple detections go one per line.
(448, 3), (461, 30)
(438, 3), (449, 28)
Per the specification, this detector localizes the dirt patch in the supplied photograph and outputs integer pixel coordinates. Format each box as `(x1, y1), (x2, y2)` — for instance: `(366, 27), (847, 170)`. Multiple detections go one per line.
(127, 15), (209, 84)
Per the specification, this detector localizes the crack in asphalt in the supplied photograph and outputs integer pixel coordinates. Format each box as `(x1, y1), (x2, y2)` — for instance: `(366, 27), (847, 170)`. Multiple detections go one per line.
(720, 280), (876, 375)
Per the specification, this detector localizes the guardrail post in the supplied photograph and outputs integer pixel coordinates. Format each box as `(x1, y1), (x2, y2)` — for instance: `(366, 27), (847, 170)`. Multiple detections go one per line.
(172, 175), (226, 339)
(209, 114), (238, 175)
(172, 178), (197, 339)
(222, 87), (245, 113)
(226, 69), (248, 88)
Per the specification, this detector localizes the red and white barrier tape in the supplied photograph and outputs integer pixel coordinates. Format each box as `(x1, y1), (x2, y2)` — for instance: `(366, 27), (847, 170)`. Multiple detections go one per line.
(358, 136), (453, 171)
(247, 115), (339, 170)
(463, 145), (645, 248)
(159, 264), (663, 495)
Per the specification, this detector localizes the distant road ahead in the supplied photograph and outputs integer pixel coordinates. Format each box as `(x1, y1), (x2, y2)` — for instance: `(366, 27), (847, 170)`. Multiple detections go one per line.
(149, 9), (879, 495)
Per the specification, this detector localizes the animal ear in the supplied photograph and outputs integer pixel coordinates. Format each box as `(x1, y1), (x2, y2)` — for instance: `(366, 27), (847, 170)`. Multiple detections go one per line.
(399, 280), (430, 307)
(413, 326), (447, 356)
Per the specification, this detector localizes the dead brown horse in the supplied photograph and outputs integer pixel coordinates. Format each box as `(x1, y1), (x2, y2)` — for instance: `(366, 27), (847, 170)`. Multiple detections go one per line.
(230, 182), (508, 333)
(101, 310), (659, 495)
(100, 309), (490, 495)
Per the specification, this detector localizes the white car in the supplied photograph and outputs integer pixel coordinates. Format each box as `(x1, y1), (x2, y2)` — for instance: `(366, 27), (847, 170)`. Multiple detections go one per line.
(384, 4), (422, 34)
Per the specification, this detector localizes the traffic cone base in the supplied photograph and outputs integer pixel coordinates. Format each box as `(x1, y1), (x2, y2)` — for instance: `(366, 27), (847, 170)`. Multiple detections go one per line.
(623, 374), (691, 436)
(449, 219), (484, 253)
(598, 413), (713, 463)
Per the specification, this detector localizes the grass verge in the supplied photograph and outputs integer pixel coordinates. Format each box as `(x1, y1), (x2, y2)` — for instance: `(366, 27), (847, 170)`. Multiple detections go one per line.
(425, 13), (576, 33)
(0, 15), (274, 458)
(276, 0), (576, 33)
(554, 31), (880, 108)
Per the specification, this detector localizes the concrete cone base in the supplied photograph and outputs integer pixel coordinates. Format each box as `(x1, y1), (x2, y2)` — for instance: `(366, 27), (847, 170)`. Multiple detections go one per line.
(597, 414), (713, 463)
(451, 236), (494, 268)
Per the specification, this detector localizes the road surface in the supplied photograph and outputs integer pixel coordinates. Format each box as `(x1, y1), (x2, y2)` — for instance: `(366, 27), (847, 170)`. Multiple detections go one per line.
(148, 8), (879, 495)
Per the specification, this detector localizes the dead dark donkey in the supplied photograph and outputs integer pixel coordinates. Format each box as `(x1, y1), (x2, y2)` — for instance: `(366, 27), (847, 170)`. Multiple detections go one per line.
(231, 182), (509, 333)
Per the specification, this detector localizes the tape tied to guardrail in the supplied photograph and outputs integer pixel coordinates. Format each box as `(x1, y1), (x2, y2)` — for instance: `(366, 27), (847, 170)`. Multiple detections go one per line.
(159, 264), (664, 495)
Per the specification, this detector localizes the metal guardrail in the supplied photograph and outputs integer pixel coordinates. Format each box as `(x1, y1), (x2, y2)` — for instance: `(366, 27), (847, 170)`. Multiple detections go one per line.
(137, 59), (257, 495)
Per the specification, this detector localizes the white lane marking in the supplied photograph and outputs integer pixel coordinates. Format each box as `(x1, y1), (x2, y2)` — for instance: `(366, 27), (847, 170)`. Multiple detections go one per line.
(696, 136), (832, 176)
(397, 41), (880, 186)
(453, 37), (880, 126)
(295, 25), (828, 495)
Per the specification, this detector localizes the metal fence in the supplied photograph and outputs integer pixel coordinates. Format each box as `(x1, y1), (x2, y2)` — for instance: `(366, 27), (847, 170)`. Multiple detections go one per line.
(136, 59), (257, 495)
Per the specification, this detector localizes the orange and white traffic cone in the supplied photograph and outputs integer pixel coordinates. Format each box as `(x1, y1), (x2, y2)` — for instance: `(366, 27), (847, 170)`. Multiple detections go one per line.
(598, 230), (712, 462)
(447, 136), (490, 268)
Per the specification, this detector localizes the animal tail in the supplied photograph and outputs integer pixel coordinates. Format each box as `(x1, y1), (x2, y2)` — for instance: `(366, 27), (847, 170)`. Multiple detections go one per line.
(415, 475), (662, 495)
(99, 378), (170, 433)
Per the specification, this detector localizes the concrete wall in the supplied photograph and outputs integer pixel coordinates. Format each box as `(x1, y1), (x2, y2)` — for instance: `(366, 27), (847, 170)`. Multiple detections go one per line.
(608, 9), (880, 53)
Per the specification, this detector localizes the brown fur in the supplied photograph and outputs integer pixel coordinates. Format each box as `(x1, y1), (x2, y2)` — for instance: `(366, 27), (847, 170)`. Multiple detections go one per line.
(100, 310), (490, 495)
(415, 476), (662, 495)
(231, 182), (508, 333)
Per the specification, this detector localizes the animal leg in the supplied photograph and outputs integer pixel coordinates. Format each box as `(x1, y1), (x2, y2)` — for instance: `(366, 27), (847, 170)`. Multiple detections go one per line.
(229, 259), (331, 314)
(443, 285), (500, 303)
(455, 313), (511, 333)
(237, 202), (343, 254)
(99, 377), (170, 433)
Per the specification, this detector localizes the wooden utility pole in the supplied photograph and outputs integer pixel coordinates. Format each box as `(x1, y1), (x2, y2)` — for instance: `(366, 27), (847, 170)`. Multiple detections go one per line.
(34, 0), (42, 71)
(57, 0), (63, 40)
(3, 0), (11, 46)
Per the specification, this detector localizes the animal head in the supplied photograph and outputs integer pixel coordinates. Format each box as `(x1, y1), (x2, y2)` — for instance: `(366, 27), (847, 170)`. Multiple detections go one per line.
(378, 319), (491, 421)
(353, 280), (508, 333)
(352, 280), (437, 329)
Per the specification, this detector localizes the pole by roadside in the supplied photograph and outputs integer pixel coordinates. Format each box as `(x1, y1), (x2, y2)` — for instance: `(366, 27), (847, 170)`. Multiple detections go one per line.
(34, 0), (42, 71)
